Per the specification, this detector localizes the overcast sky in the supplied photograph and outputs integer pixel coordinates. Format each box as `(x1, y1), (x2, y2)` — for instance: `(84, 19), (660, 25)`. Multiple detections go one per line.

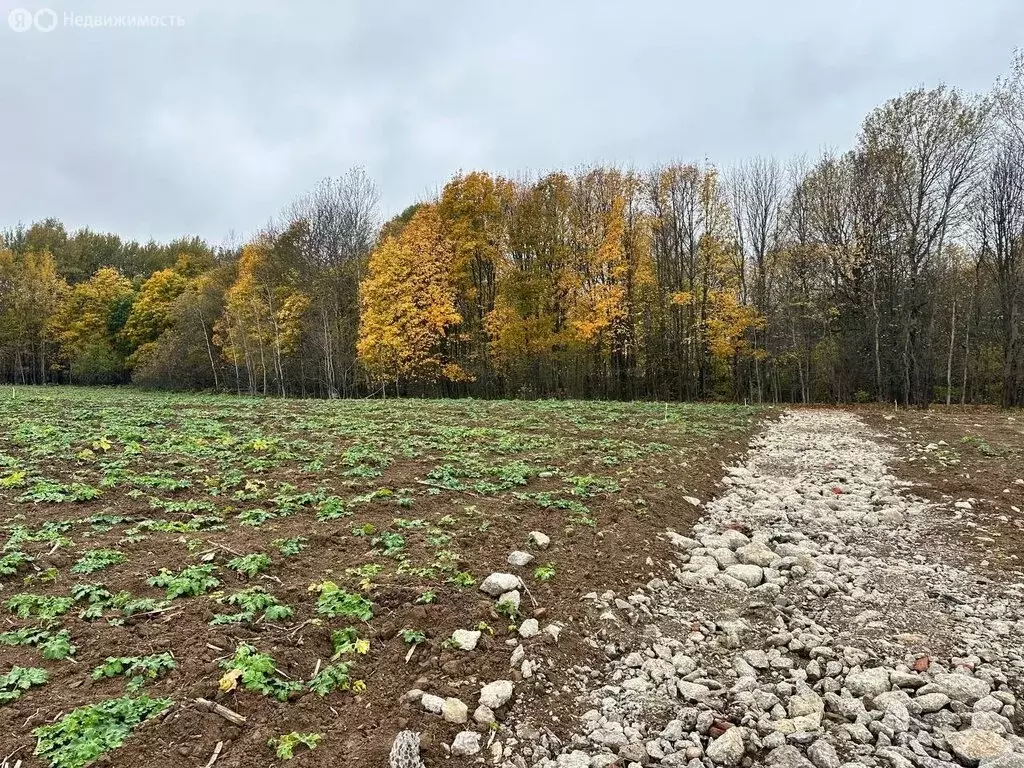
(2, 0), (1022, 245)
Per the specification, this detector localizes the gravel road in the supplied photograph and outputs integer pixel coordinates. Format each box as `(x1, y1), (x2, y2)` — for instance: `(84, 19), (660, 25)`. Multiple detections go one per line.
(498, 411), (1024, 768)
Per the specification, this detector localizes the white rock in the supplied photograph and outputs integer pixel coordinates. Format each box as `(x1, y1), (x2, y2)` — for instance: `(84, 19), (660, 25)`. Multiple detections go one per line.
(676, 680), (711, 700)
(420, 693), (444, 714)
(724, 564), (764, 587)
(480, 573), (523, 596)
(450, 629), (481, 651)
(479, 679), (514, 709)
(451, 730), (481, 757)
(945, 728), (1011, 765)
(442, 697), (468, 724)
(807, 740), (840, 768)
(931, 673), (991, 704)
(737, 541), (777, 567)
(528, 531), (551, 549)
(519, 618), (540, 638)
(555, 752), (592, 768)
(507, 550), (535, 567)
(845, 667), (890, 698)
(706, 726), (746, 766)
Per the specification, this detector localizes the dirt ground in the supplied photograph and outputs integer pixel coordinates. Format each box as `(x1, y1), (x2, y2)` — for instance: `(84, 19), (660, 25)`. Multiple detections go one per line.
(0, 390), (763, 768)
(859, 406), (1024, 583)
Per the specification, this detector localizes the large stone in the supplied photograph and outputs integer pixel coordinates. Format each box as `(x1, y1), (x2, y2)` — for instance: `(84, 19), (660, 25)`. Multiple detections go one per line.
(845, 667), (890, 698)
(507, 550), (535, 567)
(724, 564), (764, 587)
(742, 649), (770, 669)
(555, 753), (591, 768)
(788, 691), (825, 719)
(931, 673), (991, 705)
(479, 679), (514, 709)
(706, 726), (746, 766)
(518, 618), (540, 638)
(765, 745), (814, 768)
(737, 541), (777, 567)
(451, 731), (481, 757)
(442, 697), (468, 724)
(980, 756), (1024, 768)
(807, 740), (840, 768)
(480, 573), (523, 596)
(420, 693), (444, 714)
(676, 680), (711, 700)
(772, 712), (823, 734)
(915, 692), (950, 713)
(527, 531), (550, 549)
(945, 728), (1011, 766)
(450, 629), (481, 651)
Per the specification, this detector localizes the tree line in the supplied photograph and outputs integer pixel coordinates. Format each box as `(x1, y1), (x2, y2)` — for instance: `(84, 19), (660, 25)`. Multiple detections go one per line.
(3, 56), (1024, 406)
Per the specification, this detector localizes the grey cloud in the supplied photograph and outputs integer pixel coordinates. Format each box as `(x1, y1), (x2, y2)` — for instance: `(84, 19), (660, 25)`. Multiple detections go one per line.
(1, 0), (1022, 243)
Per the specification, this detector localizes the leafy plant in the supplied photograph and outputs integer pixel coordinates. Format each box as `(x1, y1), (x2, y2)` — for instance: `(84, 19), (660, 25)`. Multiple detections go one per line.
(5, 592), (74, 620)
(71, 549), (127, 574)
(109, 592), (171, 618)
(0, 665), (48, 703)
(533, 563), (556, 582)
(269, 731), (322, 760)
(0, 550), (33, 576)
(316, 495), (350, 520)
(330, 627), (370, 659)
(272, 537), (307, 556)
(148, 565), (220, 598)
(414, 590), (436, 604)
(92, 653), (176, 691)
(33, 695), (172, 768)
(447, 571), (475, 587)
(307, 662), (352, 696)
(17, 479), (101, 504)
(40, 629), (77, 659)
(210, 587), (293, 625)
(496, 596), (520, 620)
(399, 628), (425, 645)
(310, 581), (373, 621)
(370, 531), (405, 556)
(219, 644), (302, 701)
(226, 553), (272, 578)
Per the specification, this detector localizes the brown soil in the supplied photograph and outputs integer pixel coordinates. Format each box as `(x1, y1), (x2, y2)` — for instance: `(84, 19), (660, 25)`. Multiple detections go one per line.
(859, 406), (1024, 583)
(0, 396), (768, 768)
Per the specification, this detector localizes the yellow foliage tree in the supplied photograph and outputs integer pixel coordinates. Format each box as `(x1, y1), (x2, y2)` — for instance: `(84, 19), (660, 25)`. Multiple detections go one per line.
(215, 240), (309, 396)
(357, 205), (465, 385)
(48, 267), (134, 383)
(569, 195), (629, 344)
(0, 249), (66, 382)
(122, 266), (188, 367)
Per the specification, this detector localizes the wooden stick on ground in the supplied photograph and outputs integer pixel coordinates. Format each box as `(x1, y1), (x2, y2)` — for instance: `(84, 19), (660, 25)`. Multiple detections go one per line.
(194, 698), (247, 726)
(202, 741), (224, 768)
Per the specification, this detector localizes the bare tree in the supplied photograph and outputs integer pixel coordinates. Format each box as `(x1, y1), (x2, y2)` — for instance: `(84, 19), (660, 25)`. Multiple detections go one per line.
(285, 169), (380, 397)
(977, 135), (1024, 406)
(859, 87), (990, 406)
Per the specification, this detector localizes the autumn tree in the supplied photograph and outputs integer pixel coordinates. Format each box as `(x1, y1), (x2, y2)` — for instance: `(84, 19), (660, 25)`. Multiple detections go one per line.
(47, 267), (134, 383)
(215, 234), (310, 397)
(0, 249), (66, 383)
(357, 205), (464, 388)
